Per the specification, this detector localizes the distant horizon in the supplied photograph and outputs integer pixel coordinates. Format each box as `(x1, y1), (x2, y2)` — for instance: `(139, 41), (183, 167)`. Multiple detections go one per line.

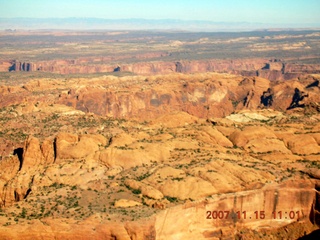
(1, 16), (320, 24)
(0, 0), (319, 30)
(1, 17), (320, 32)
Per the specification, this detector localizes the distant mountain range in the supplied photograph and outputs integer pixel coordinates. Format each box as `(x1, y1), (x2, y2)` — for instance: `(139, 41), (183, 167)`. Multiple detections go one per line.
(0, 18), (319, 31)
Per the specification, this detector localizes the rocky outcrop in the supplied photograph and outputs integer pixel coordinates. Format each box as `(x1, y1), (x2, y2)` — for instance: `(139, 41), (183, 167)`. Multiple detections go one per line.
(1, 67), (319, 122)
(0, 133), (109, 207)
(278, 133), (320, 155)
(114, 199), (142, 208)
(125, 179), (164, 200)
(54, 132), (107, 163)
(0, 218), (156, 240)
(287, 88), (309, 109)
(56, 74), (320, 120)
(4, 58), (320, 80)
(229, 126), (292, 154)
(0, 60), (13, 72)
(21, 136), (44, 171)
(260, 88), (274, 107)
(0, 177), (317, 239)
(0, 107), (319, 238)
(155, 179), (316, 239)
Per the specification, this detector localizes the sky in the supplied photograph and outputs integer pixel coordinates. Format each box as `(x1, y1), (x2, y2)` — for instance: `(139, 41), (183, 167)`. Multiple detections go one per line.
(0, 0), (319, 26)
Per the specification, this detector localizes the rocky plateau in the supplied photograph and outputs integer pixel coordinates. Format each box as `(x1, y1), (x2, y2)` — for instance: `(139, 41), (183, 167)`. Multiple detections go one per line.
(1, 58), (320, 81)
(0, 70), (319, 239)
(0, 29), (320, 239)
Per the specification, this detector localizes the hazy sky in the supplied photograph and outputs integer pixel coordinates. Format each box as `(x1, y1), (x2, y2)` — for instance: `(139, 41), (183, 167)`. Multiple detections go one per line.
(1, 0), (319, 25)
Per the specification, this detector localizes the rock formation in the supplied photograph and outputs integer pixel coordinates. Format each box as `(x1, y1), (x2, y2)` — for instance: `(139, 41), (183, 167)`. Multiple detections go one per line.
(0, 114), (319, 239)
(1, 29), (320, 239)
(0, 71), (319, 239)
(2, 58), (320, 81)
(54, 73), (320, 120)
(287, 88), (309, 109)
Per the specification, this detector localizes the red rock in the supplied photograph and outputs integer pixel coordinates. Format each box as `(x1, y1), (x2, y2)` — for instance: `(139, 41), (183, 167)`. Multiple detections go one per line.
(5, 58), (320, 81)
(55, 132), (106, 162)
(21, 136), (44, 171)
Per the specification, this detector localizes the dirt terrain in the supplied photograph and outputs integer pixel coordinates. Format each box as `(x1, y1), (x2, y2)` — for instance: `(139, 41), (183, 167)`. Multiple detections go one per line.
(1, 30), (320, 76)
(0, 30), (319, 239)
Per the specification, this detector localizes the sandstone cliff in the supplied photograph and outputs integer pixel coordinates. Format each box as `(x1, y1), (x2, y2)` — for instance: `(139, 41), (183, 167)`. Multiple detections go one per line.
(0, 71), (319, 239)
(2, 58), (320, 81)
(0, 108), (319, 239)
(55, 73), (320, 120)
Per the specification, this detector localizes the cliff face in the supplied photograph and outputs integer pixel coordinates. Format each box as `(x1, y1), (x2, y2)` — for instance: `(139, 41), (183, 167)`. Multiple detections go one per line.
(0, 71), (320, 238)
(155, 180), (317, 239)
(0, 127), (319, 239)
(56, 75), (243, 119)
(0, 72), (319, 122)
(2, 58), (320, 80)
(0, 60), (13, 72)
(56, 74), (320, 120)
(0, 179), (317, 239)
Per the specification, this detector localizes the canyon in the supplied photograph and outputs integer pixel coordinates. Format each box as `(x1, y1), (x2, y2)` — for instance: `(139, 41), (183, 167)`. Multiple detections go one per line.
(0, 29), (320, 239)
(1, 58), (320, 81)
(0, 71), (319, 239)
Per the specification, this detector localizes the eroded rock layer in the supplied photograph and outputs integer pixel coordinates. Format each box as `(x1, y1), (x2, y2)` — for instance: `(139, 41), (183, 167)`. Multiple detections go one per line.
(0, 71), (319, 239)
(2, 58), (320, 80)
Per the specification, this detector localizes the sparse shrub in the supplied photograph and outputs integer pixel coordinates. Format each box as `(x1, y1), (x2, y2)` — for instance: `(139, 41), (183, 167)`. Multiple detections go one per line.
(40, 205), (45, 214)
(20, 208), (27, 218)
(165, 196), (178, 203)
(136, 172), (151, 181)
(50, 182), (65, 189)
(172, 177), (183, 181)
(132, 189), (141, 195)
(73, 201), (79, 208)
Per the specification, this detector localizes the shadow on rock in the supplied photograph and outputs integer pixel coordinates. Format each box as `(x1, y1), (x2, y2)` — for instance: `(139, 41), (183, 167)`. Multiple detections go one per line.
(287, 88), (308, 110)
(298, 229), (320, 239)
